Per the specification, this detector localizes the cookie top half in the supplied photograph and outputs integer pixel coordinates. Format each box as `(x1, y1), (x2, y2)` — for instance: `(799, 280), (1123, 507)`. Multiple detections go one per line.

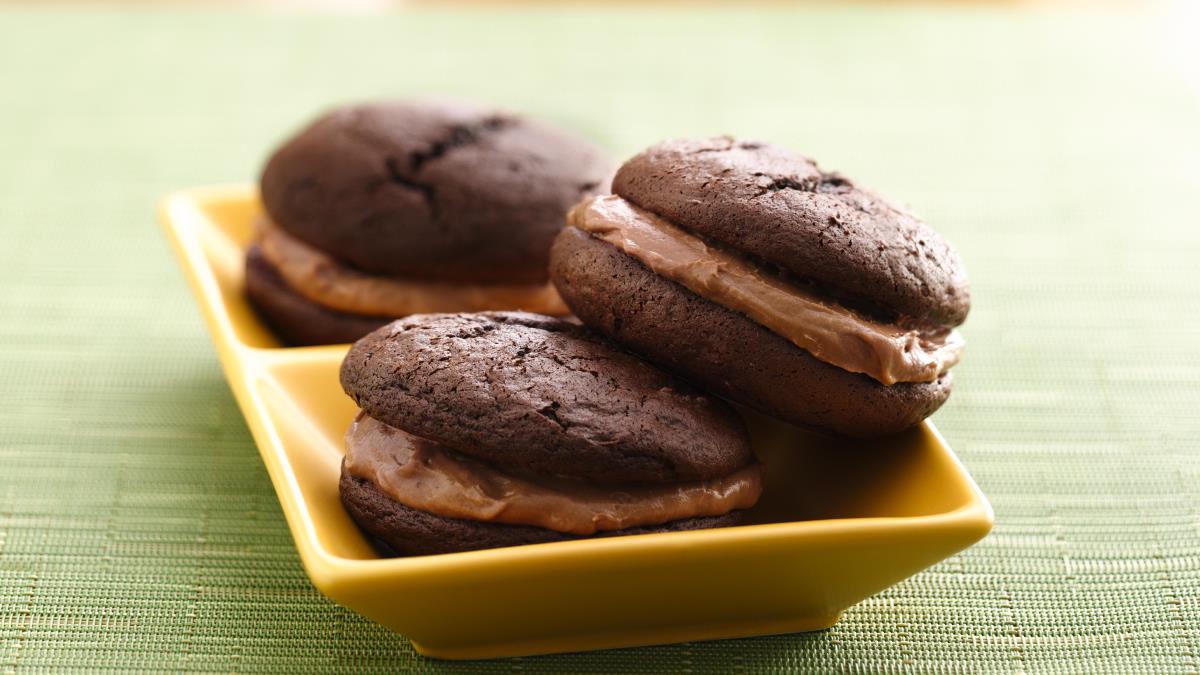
(339, 312), (753, 484)
(612, 137), (969, 326)
(261, 100), (614, 284)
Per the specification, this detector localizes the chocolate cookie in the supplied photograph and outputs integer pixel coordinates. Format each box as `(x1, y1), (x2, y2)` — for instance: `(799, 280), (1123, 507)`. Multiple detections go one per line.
(612, 137), (968, 325)
(340, 312), (751, 483)
(261, 99), (613, 283)
(340, 468), (744, 557)
(247, 99), (613, 346)
(337, 312), (763, 557)
(549, 138), (970, 437)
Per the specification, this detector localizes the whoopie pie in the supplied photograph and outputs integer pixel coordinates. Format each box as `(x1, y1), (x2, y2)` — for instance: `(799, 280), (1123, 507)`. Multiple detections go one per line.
(549, 137), (969, 437)
(246, 100), (614, 346)
(337, 312), (762, 556)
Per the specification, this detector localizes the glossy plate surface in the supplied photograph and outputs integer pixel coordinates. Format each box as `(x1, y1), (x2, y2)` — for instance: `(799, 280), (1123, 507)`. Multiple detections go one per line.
(159, 185), (993, 659)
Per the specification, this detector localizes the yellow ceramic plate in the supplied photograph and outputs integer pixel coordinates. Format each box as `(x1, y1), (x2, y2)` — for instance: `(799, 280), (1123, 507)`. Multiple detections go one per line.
(159, 185), (993, 660)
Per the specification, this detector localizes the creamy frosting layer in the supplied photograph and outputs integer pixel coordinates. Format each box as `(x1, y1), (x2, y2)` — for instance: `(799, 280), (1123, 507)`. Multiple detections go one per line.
(344, 412), (763, 535)
(256, 218), (569, 317)
(568, 195), (963, 386)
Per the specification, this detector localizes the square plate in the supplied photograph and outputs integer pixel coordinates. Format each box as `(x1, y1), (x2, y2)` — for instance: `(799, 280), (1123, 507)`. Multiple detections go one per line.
(159, 185), (992, 660)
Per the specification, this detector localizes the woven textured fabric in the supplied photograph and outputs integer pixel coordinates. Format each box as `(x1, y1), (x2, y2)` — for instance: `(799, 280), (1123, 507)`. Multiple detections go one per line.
(2, 5), (1198, 672)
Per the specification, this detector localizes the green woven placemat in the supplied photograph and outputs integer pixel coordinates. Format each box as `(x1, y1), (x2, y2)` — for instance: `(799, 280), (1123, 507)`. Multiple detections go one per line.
(2, 5), (1198, 672)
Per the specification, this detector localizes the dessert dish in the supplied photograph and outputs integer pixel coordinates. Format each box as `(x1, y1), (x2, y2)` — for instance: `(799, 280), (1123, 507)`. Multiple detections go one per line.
(549, 137), (970, 437)
(338, 312), (762, 556)
(247, 100), (614, 345)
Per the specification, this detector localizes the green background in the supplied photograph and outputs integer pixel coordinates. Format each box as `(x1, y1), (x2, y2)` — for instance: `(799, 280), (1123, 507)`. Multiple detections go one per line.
(2, 4), (1198, 672)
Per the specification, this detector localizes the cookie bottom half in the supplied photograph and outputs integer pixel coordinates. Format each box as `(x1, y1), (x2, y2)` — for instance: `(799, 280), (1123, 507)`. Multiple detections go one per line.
(549, 227), (952, 437)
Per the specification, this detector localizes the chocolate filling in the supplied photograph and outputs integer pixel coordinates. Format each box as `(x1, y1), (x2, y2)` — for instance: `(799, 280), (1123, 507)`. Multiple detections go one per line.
(343, 412), (763, 535)
(256, 218), (569, 318)
(568, 195), (963, 385)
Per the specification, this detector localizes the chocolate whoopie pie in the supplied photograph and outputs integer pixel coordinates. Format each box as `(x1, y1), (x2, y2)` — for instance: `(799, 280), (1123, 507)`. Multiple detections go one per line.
(549, 137), (970, 437)
(246, 100), (614, 346)
(338, 312), (761, 556)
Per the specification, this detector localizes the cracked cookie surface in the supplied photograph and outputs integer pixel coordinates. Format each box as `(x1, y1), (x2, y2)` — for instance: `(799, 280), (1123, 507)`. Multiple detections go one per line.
(339, 312), (753, 483)
(260, 100), (614, 283)
(613, 136), (969, 326)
